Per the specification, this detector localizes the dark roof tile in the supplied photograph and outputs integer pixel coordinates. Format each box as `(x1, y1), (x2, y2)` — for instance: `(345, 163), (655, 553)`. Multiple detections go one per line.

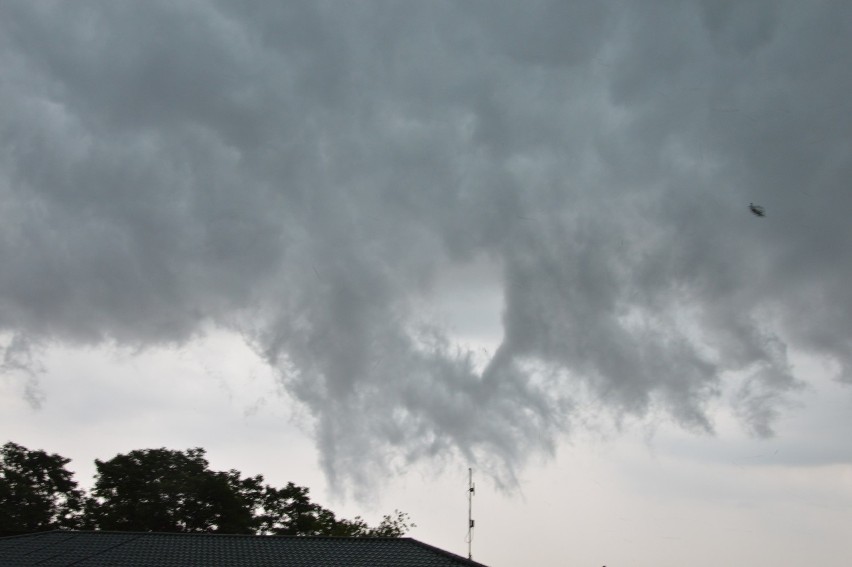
(0, 531), (489, 567)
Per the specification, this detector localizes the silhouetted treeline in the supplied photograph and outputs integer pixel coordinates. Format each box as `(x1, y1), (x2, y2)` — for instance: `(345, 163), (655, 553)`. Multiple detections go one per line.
(0, 441), (412, 537)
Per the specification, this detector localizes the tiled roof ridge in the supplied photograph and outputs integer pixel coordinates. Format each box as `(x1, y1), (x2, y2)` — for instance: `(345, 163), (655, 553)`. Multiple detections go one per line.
(0, 531), (73, 541)
(40, 529), (412, 549)
(1, 530), (492, 566)
(3, 529), (422, 542)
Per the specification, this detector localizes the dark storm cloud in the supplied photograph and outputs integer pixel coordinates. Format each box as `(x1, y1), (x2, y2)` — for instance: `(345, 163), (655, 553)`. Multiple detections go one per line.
(2, 0), (851, 486)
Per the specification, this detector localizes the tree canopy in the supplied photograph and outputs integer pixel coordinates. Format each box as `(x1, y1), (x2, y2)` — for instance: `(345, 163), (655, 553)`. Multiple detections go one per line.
(0, 442), (83, 535)
(85, 448), (258, 533)
(1, 442), (413, 538)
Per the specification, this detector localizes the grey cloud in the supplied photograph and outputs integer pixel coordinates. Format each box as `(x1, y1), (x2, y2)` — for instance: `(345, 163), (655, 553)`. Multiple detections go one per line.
(1, 0), (851, 489)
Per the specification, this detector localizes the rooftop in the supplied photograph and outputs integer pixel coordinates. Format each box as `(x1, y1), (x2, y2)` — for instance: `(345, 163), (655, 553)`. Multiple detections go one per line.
(0, 530), (490, 567)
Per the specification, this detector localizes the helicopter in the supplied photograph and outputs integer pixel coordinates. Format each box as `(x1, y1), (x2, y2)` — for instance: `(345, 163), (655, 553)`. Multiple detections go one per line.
(749, 203), (765, 217)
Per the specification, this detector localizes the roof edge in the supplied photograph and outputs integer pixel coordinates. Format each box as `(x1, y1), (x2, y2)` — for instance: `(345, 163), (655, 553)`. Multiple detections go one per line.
(0, 529), (67, 540)
(406, 538), (490, 567)
(2, 529), (429, 543)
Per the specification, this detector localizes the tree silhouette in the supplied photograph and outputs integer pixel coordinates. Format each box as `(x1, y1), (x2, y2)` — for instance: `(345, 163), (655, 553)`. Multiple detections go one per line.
(0, 442), (83, 535)
(82, 445), (412, 536)
(3, 442), (413, 537)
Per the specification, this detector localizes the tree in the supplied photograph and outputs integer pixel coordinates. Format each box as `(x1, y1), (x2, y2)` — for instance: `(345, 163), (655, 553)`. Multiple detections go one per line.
(0, 441), (83, 535)
(85, 447), (258, 533)
(2, 442), (414, 538)
(365, 510), (416, 538)
(255, 482), (363, 536)
(254, 481), (325, 535)
(83, 447), (413, 537)
(242, 482), (415, 537)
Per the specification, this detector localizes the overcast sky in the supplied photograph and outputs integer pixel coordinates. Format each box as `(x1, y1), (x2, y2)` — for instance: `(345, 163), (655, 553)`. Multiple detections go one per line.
(2, 1), (852, 565)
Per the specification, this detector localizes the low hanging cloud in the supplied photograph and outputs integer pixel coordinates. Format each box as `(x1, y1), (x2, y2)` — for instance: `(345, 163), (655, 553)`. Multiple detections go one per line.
(2, 0), (851, 487)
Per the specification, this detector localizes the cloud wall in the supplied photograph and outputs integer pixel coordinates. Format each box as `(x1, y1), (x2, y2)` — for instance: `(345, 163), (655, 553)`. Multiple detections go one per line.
(2, 0), (851, 487)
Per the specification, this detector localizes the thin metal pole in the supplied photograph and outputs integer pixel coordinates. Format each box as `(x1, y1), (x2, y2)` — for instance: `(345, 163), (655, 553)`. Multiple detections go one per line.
(467, 468), (475, 560)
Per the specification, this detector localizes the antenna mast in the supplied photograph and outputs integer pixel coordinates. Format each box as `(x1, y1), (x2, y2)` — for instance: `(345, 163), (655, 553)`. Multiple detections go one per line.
(466, 468), (475, 560)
